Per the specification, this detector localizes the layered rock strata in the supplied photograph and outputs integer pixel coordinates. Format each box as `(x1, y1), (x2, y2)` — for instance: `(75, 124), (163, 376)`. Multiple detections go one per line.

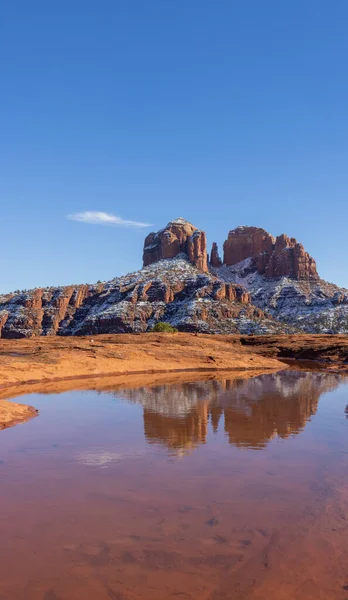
(0, 258), (279, 337)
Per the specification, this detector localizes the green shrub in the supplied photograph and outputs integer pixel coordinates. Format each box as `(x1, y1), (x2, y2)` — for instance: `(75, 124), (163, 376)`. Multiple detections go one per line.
(152, 322), (178, 333)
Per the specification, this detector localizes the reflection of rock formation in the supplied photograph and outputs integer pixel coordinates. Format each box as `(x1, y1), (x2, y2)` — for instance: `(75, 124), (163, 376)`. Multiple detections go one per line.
(116, 382), (214, 455)
(115, 372), (342, 454)
(220, 372), (329, 449)
(143, 402), (209, 455)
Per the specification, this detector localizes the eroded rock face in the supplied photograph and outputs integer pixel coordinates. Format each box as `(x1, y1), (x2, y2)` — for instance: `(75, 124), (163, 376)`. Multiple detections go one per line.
(143, 218), (208, 272)
(0, 284), (103, 338)
(222, 226), (319, 281)
(265, 234), (318, 280)
(61, 258), (268, 336)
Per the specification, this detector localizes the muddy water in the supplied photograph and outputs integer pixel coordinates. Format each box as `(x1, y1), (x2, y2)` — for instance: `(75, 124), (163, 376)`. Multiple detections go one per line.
(0, 370), (348, 600)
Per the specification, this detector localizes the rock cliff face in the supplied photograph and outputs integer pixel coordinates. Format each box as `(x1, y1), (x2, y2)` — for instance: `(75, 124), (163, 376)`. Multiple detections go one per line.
(223, 227), (275, 273)
(1, 217), (348, 337)
(143, 218), (208, 272)
(0, 285), (103, 338)
(222, 226), (319, 281)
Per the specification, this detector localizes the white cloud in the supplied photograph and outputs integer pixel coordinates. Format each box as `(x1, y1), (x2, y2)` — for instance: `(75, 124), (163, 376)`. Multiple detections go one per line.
(67, 211), (152, 228)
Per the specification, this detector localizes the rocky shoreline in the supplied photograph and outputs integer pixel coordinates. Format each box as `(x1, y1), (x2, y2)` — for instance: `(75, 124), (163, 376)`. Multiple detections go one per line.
(1, 332), (348, 430)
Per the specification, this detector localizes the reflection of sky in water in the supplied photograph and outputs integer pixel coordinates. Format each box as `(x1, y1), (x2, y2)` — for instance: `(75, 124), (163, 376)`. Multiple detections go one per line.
(75, 449), (148, 467)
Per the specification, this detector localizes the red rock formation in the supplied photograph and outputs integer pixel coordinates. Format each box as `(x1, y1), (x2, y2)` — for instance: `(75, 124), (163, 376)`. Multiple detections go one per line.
(210, 242), (222, 267)
(143, 218), (208, 272)
(222, 226), (319, 281)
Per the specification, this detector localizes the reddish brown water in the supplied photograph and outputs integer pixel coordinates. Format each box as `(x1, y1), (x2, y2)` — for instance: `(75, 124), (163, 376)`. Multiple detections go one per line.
(0, 370), (348, 600)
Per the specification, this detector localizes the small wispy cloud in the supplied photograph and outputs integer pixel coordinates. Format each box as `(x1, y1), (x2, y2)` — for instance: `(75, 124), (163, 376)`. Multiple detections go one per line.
(67, 211), (152, 228)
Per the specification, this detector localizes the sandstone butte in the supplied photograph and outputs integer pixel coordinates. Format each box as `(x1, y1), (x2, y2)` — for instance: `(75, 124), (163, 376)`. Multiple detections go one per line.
(143, 219), (319, 281)
(221, 225), (319, 280)
(2, 332), (348, 431)
(143, 217), (209, 272)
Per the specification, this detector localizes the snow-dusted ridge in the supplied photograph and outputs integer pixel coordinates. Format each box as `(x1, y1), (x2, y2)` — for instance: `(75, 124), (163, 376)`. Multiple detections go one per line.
(1, 246), (348, 337)
(0, 256), (294, 337)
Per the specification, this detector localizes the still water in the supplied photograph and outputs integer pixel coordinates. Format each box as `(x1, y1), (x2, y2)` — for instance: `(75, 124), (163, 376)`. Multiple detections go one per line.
(0, 370), (348, 600)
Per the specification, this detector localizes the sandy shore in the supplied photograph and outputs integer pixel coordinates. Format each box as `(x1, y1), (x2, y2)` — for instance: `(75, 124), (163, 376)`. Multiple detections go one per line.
(0, 400), (38, 430)
(1, 332), (348, 430)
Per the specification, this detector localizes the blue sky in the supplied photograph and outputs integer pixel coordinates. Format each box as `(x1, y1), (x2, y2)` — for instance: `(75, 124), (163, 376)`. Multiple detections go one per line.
(1, 0), (348, 293)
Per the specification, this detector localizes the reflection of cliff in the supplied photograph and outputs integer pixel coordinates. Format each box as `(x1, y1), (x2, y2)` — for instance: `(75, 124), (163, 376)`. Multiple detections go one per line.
(115, 372), (342, 454)
(143, 402), (209, 455)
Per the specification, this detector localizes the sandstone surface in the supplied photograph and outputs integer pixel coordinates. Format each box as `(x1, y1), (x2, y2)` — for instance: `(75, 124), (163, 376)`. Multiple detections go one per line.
(0, 333), (286, 396)
(0, 399), (38, 430)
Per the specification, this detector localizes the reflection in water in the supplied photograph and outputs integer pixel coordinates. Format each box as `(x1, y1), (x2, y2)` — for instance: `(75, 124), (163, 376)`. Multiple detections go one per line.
(115, 371), (342, 453)
(75, 449), (147, 467)
(0, 371), (348, 600)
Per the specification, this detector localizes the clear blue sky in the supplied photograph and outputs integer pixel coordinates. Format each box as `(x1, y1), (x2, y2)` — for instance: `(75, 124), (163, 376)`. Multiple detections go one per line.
(1, 0), (348, 293)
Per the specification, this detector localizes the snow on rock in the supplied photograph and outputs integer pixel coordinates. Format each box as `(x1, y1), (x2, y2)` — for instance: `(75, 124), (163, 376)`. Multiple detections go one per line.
(0, 257), (284, 338)
(212, 260), (348, 333)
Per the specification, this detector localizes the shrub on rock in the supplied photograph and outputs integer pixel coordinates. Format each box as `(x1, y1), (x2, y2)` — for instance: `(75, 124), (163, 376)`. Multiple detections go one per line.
(152, 322), (178, 333)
